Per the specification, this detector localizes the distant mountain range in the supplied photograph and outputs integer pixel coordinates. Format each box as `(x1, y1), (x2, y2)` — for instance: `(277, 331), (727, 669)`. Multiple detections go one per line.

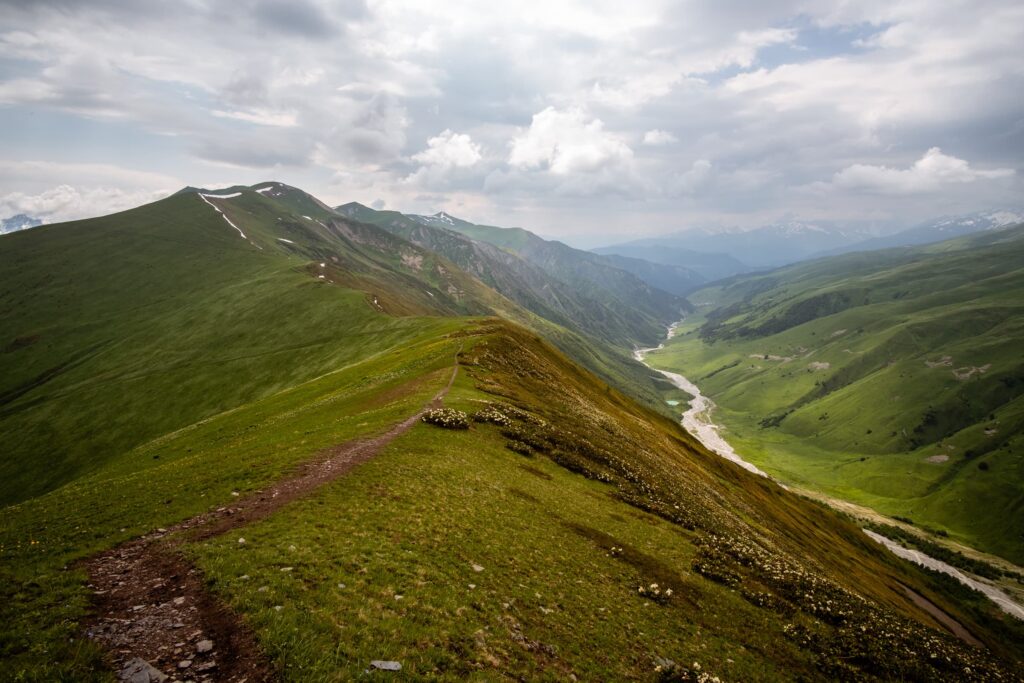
(597, 209), (1024, 273)
(812, 210), (1024, 257)
(1, 214), (42, 235)
(339, 204), (693, 340)
(590, 243), (748, 283)
(601, 221), (879, 269)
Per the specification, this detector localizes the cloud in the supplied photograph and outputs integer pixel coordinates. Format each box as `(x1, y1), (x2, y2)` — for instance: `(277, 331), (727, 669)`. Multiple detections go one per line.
(0, 184), (170, 222)
(831, 147), (1015, 194)
(412, 129), (482, 168)
(509, 107), (632, 175)
(0, 160), (180, 192)
(670, 159), (712, 195)
(0, 0), (1022, 238)
(251, 0), (342, 39)
(211, 108), (298, 127)
(404, 129), (484, 190)
(642, 129), (678, 146)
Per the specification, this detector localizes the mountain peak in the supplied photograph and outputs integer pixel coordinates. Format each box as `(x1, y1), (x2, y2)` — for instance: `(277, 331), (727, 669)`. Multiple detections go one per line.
(1, 213), (43, 235)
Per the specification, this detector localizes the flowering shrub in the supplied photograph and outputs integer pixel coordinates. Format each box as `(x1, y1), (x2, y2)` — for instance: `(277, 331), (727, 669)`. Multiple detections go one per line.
(421, 408), (469, 430)
(465, 328), (1017, 681)
(506, 441), (534, 457)
(472, 405), (512, 426)
(655, 659), (720, 683)
(637, 582), (674, 605)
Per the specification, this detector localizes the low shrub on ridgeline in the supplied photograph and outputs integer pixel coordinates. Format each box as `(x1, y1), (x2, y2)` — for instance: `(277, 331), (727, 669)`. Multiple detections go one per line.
(421, 408), (469, 430)
(472, 405), (512, 426)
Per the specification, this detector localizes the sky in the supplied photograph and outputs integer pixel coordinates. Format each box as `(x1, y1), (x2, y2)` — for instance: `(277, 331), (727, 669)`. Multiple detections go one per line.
(0, 0), (1022, 246)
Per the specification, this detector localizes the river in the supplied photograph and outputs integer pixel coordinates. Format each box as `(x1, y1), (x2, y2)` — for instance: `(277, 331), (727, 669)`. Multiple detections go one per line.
(636, 322), (1024, 621)
(634, 324), (768, 478)
(864, 530), (1024, 621)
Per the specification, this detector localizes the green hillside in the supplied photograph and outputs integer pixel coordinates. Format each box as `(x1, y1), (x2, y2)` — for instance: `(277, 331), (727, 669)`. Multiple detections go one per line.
(646, 225), (1024, 562)
(0, 185), (534, 505)
(338, 203), (674, 347)
(1, 188), (1022, 681)
(400, 210), (691, 345)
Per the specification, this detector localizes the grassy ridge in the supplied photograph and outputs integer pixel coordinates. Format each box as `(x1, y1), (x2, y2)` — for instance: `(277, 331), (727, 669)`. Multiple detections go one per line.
(181, 321), (1023, 680)
(0, 190), (472, 504)
(0, 327), (464, 680)
(4, 318), (1019, 679)
(2, 189), (1022, 680)
(648, 226), (1024, 562)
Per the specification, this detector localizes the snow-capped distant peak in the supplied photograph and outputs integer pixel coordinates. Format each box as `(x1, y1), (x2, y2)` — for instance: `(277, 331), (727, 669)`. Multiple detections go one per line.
(433, 211), (455, 225)
(927, 209), (1023, 233)
(983, 210), (1023, 227)
(1, 214), (43, 235)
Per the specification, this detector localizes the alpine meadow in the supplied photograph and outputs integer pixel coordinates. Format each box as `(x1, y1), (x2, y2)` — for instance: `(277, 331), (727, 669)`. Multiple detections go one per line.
(2, 2), (1024, 682)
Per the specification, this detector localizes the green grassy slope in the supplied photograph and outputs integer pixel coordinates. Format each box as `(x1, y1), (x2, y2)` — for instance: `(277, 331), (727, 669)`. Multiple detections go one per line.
(0, 186), (540, 505)
(647, 225), (1024, 562)
(338, 202), (668, 348)
(2, 190), (1022, 681)
(401, 209), (691, 345)
(3, 319), (1022, 680)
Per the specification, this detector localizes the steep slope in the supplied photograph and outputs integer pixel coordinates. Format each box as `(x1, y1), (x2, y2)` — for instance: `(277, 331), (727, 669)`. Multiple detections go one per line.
(593, 251), (707, 295)
(646, 225), (1024, 562)
(592, 242), (749, 282)
(338, 202), (663, 347)
(402, 210), (689, 345)
(0, 185), (537, 505)
(3, 317), (1022, 680)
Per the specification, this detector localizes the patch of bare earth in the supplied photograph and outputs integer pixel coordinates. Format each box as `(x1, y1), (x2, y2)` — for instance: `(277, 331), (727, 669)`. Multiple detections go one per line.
(84, 356), (460, 682)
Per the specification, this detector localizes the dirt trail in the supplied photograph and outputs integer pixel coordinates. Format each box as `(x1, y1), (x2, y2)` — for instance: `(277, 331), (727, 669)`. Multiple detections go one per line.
(84, 355), (460, 682)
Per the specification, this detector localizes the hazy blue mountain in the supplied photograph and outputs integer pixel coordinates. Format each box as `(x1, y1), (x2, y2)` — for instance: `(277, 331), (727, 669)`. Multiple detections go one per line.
(591, 243), (749, 282)
(607, 221), (879, 268)
(1, 214), (42, 235)
(811, 209), (1024, 258)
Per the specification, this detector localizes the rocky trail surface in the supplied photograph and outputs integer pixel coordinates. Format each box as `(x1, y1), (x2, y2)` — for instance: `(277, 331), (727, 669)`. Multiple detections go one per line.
(84, 355), (460, 682)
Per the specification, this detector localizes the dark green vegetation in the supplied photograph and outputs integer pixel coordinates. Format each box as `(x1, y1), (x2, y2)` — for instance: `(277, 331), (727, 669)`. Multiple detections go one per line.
(2, 186), (1022, 680)
(647, 225), (1024, 563)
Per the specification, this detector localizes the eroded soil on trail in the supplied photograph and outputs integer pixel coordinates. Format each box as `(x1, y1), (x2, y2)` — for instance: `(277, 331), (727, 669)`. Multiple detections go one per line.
(84, 356), (460, 682)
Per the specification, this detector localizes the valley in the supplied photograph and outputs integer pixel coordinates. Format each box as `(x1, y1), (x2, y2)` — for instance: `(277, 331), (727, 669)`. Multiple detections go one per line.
(4, 3), (1024, 680)
(2, 184), (1023, 681)
(642, 226), (1024, 566)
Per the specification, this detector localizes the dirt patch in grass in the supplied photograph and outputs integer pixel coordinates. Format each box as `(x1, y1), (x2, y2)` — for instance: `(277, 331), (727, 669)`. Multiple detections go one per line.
(901, 585), (984, 648)
(518, 463), (553, 481)
(85, 537), (273, 682)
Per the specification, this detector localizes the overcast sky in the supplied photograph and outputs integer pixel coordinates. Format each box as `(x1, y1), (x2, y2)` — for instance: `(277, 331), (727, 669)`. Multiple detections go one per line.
(0, 0), (1021, 245)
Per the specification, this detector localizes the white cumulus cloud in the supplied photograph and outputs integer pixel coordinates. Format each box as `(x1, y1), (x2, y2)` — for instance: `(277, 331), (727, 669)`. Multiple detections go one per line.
(831, 147), (1015, 194)
(509, 107), (632, 175)
(412, 129), (482, 168)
